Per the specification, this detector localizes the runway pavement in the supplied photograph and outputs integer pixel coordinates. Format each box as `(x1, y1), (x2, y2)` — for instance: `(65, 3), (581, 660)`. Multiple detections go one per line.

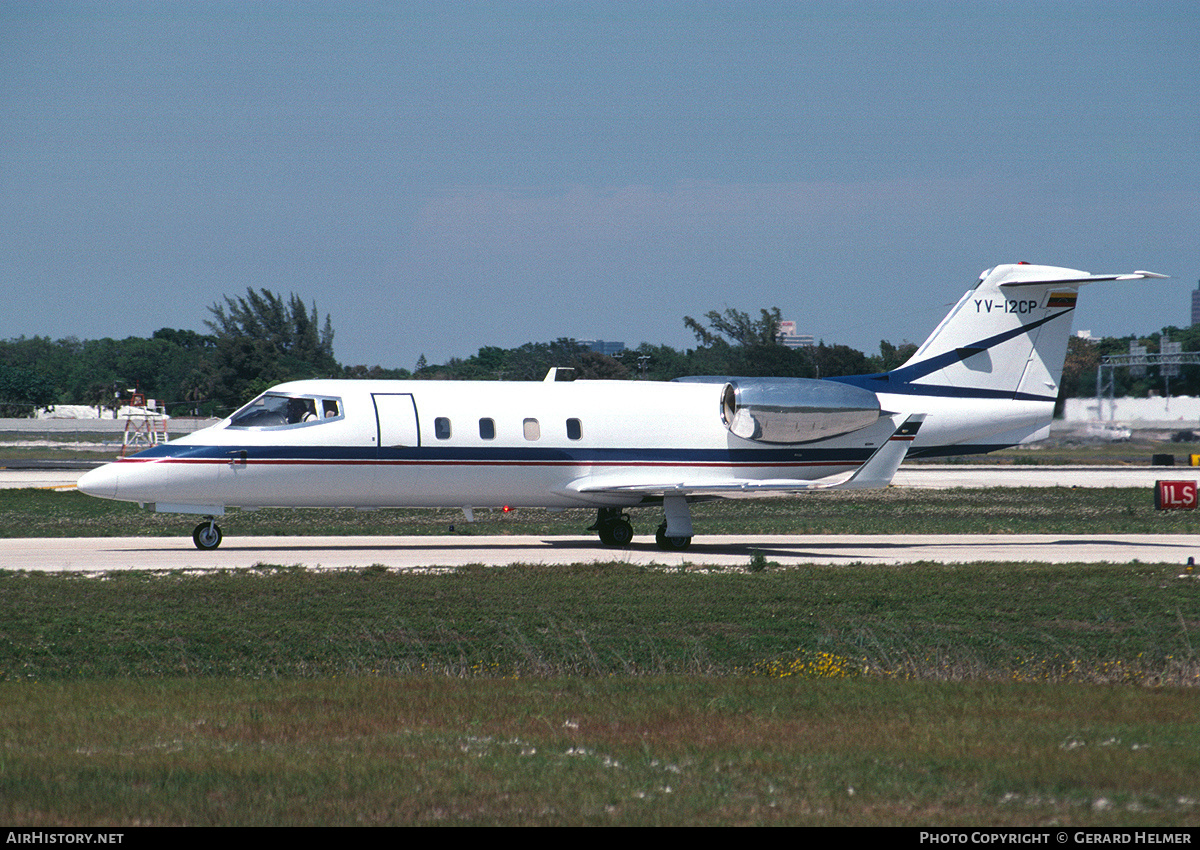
(5, 533), (1200, 572)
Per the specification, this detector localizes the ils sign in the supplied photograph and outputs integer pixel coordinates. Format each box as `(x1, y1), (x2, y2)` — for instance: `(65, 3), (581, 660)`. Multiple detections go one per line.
(1155, 480), (1198, 511)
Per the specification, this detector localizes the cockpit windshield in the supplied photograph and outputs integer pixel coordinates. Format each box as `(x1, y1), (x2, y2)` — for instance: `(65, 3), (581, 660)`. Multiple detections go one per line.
(227, 393), (343, 429)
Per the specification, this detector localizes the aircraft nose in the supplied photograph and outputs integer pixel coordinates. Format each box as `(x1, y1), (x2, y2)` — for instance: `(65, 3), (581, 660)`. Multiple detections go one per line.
(77, 463), (119, 499)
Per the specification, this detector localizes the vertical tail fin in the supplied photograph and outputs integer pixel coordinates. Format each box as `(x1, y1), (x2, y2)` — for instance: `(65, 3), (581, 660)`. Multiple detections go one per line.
(831, 263), (1167, 455)
(887, 264), (1166, 401)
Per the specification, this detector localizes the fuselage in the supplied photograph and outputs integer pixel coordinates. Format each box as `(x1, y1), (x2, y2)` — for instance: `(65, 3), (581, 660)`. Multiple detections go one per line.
(76, 374), (1049, 513)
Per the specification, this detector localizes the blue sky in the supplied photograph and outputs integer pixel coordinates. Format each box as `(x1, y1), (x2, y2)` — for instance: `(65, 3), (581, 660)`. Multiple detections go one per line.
(2, 1), (1197, 372)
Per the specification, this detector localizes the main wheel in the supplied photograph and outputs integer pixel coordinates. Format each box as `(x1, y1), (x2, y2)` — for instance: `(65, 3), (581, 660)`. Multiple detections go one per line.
(192, 521), (223, 551)
(599, 518), (634, 546)
(655, 523), (692, 551)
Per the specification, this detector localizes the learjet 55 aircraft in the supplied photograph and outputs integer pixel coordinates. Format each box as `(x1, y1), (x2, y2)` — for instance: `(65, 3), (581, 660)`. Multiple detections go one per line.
(78, 263), (1165, 550)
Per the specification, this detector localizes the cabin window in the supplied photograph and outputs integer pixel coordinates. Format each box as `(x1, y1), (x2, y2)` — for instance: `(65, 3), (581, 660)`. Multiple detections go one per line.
(434, 417), (452, 440)
(479, 418), (495, 440)
(228, 393), (344, 429)
(566, 418), (582, 440)
(523, 418), (540, 441)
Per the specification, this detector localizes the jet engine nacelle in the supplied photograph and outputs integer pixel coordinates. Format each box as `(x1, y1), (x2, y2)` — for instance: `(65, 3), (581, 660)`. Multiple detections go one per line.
(678, 376), (882, 443)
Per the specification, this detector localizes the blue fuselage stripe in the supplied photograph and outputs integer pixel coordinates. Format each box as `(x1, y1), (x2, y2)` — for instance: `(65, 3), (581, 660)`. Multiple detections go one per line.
(124, 444), (877, 465)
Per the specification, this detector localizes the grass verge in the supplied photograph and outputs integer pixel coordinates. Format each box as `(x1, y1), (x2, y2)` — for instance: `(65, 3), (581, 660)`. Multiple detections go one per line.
(3, 560), (1197, 682)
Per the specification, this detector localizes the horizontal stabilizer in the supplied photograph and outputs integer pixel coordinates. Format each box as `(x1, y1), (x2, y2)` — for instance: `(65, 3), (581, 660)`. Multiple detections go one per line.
(998, 270), (1167, 287)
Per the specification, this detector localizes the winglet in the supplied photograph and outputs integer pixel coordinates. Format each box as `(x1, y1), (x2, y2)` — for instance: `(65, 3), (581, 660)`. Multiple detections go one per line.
(836, 413), (925, 490)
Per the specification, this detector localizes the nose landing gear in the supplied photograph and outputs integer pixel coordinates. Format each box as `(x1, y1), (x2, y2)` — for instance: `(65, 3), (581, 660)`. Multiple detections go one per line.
(192, 518), (223, 550)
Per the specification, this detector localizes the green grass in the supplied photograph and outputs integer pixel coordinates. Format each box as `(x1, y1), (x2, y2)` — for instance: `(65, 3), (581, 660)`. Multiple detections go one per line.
(3, 676), (1198, 826)
(6, 485), (1200, 537)
(3, 561), (1197, 683)
(3, 563), (1198, 826)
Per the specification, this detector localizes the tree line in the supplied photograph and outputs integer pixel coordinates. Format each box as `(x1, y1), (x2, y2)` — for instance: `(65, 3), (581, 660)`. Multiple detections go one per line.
(0, 290), (336, 418)
(0, 289), (1196, 417)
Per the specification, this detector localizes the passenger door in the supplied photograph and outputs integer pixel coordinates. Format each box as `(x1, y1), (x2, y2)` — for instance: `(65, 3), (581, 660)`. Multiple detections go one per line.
(372, 393), (420, 451)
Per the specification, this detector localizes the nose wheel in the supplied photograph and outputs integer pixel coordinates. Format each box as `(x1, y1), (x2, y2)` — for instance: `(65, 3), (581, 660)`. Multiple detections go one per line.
(192, 519), (223, 551)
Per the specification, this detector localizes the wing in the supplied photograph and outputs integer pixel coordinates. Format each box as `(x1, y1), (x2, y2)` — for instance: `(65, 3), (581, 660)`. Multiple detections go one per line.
(556, 414), (925, 500)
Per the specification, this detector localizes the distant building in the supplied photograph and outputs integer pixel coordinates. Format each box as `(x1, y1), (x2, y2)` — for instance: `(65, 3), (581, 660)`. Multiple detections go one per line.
(580, 339), (625, 357)
(777, 320), (814, 349)
(1192, 281), (1200, 326)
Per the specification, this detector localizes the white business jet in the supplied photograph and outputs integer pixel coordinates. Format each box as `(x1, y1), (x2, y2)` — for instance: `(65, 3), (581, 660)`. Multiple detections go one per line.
(77, 263), (1165, 550)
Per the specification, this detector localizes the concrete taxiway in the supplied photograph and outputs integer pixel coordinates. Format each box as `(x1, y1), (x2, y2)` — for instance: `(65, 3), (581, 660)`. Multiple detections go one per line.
(5, 533), (1200, 572)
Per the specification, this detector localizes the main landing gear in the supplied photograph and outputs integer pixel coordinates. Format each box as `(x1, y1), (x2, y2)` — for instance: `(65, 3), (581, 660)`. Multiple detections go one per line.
(589, 504), (694, 551)
(655, 522), (692, 551)
(192, 518), (223, 551)
(588, 507), (634, 546)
